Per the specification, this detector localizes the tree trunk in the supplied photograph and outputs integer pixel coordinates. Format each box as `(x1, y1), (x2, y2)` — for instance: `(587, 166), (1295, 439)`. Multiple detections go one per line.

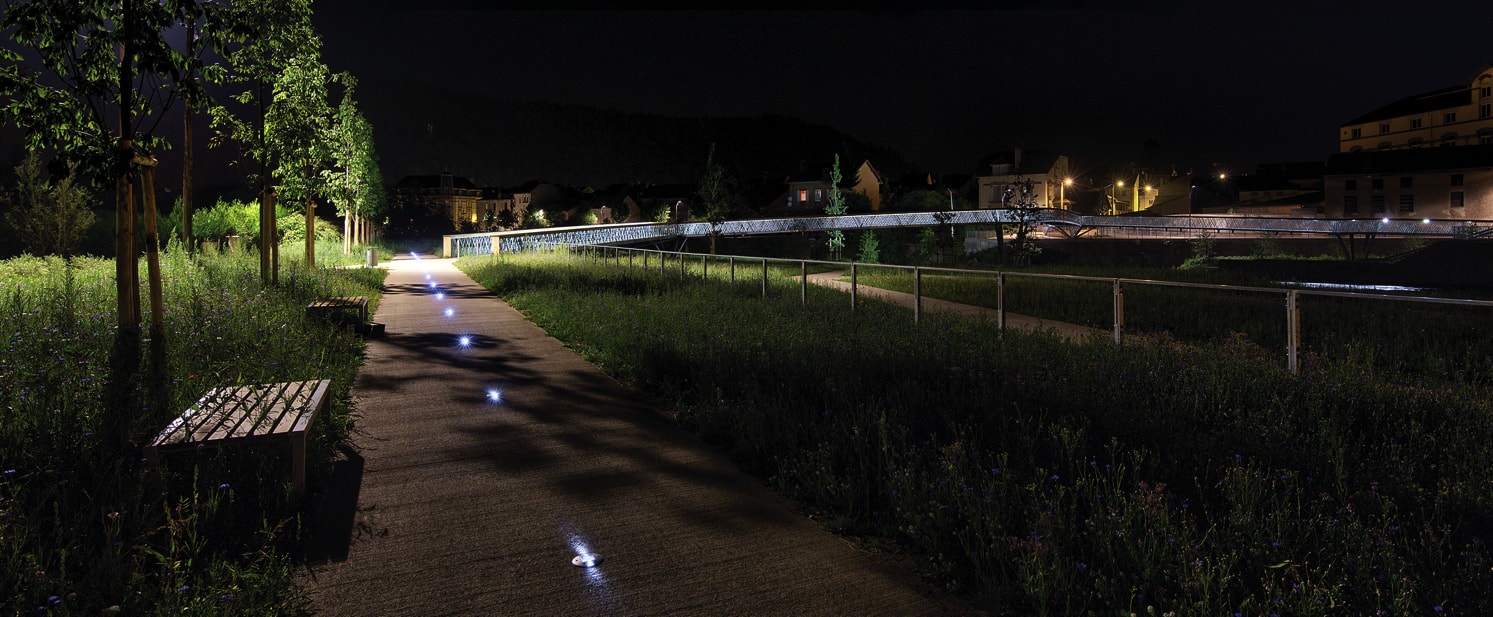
(343, 209), (350, 254)
(181, 16), (195, 254)
(260, 186), (273, 285)
(305, 195), (315, 269)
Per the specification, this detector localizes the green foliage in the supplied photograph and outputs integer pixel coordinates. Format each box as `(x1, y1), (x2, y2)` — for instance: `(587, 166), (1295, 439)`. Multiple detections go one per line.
(856, 231), (881, 264)
(893, 189), (951, 212)
(579, 209), (599, 225)
(524, 208), (551, 228)
(826, 155), (848, 259)
(1184, 230), (1217, 269)
(265, 53), (334, 204)
(2, 152), (96, 257)
(0, 251), (384, 613)
(207, 0), (319, 190)
(1250, 231), (1282, 259)
(455, 252), (1493, 615)
(322, 76), (386, 223)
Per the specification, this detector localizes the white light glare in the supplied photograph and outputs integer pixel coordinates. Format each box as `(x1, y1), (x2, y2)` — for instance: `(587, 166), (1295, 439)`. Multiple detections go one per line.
(436, 292), (445, 301)
(1422, 218), (1431, 224)
(486, 388), (503, 403)
(1382, 217), (1390, 223)
(458, 335), (472, 348)
(444, 307), (455, 317)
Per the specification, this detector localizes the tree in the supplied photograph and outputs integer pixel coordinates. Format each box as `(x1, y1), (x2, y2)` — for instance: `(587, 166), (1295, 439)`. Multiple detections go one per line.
(1001, 175), (1044, 264)
(824, 154), (848, 260)
(856, 230), (880, 264)
(3, 153), (95, 257)
(323, 76), (386, 253)
(0, 1), (234, 448)
(207, 0), (318, 284)
(264, 53), (335, 268)
(696, 143), (736, 255)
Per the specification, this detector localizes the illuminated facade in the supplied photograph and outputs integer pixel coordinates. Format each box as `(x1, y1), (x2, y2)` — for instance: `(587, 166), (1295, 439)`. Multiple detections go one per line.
(392, 172), (482, 228)
(1339, 65), (1493, 152)
(1322, 145), (1493, 220)
(975, 149), (1072, 210)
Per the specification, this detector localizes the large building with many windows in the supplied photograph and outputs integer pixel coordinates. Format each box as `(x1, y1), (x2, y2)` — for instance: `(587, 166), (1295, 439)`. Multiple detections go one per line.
(1322, 145), (1493, 220)
(1339, 65), (1493, 152)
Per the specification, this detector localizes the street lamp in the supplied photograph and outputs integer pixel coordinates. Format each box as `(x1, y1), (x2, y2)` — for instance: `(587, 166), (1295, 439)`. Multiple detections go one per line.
(1059, 177), (1073, 210)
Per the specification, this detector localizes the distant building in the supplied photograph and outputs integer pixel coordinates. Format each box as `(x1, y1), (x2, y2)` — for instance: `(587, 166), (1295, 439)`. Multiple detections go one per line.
(1323, 145), (1493, 220)
(392, 172), (481, 228)
(778, 159), (886, 213)
(1195, 162), (1326, 216)
(974, 149), (1072, 210)
(1339, 65), (1493, 152)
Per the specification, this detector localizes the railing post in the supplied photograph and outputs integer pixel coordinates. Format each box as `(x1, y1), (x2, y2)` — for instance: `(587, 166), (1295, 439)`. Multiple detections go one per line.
(996, 272), (1006, 332)
(1112, 279), (1125, 344)
(851, 262), (858, 311)
(762, 258), (768, 298)
(679, 251), (686, 277)
(913, 266), (922, 323)
(702, 254), (708, 281)
(800, 260), (808, 305)
(1287, 290), (1301, 375)
(660, 251), (666, 276)
(729, 256), (735, 283)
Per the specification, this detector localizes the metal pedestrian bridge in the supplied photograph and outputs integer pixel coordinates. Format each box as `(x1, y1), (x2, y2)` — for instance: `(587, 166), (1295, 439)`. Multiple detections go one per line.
(443, 209), (1486, 257)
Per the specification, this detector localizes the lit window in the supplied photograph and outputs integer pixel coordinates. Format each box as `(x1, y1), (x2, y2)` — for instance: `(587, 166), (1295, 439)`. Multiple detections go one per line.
(1344, 195), (1358, 214)
(798, 189), (808, 202)
(1450, 191), (1465, 208)
(1399, 194), (1415, 212)
(1451, 174), (1464, 187)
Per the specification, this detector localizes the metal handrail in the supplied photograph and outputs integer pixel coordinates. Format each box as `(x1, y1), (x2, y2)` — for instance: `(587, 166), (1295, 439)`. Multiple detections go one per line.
(499, 243), (1493, 377)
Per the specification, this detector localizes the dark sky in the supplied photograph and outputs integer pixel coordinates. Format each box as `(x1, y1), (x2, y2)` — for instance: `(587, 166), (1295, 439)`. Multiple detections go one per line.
(312, 1), (1493, 179)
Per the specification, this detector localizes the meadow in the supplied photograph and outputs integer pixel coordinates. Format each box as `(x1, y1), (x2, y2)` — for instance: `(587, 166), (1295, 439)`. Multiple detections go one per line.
(0, 243), (385, 614)
(459, 250), (1493, 616)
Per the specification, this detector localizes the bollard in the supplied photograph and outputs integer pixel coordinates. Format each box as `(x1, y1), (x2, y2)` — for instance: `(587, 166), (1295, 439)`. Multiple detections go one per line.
(366, 248), (377, 267)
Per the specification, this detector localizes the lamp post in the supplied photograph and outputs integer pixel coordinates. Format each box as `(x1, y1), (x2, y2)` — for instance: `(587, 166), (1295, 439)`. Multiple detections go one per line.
(1059, 177), (1073, 210)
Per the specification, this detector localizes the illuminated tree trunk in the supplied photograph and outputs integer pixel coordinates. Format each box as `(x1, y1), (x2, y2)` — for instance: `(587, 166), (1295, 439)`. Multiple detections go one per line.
(305, 195), (315, 268)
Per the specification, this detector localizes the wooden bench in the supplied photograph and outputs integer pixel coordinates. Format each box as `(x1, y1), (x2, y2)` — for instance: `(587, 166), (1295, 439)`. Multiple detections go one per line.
(307, 296), (368, 325)
(144, 380), (331, 496)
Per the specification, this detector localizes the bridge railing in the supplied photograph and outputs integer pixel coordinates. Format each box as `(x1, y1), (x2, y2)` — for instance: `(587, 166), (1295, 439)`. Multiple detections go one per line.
(490, 242), (1493, 376)
(445, 210), (1485, 257)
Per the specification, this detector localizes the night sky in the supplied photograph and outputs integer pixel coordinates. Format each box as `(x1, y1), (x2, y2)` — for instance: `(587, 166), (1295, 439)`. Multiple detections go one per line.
(312, 1), (1493, 182)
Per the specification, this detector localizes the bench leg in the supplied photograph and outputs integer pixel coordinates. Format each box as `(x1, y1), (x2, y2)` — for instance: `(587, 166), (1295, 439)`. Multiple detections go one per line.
(291, 433), (307, 498)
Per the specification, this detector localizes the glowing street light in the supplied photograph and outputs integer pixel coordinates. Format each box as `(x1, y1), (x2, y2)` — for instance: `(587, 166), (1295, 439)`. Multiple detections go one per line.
(1059, 177), (1073, 210)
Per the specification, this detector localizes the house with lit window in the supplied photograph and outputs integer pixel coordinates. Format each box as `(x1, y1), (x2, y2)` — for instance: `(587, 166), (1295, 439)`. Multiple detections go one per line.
(779, 159), (886, 212)
(1322, 145), (1493, 220)
(1339, 65), (1493, 152)
(973, 148), (1072, 210)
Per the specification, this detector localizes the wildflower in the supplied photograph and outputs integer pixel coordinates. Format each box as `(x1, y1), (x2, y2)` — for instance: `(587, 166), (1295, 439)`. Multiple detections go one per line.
(218, 483), (230, 489)
(176, 585), (189, 593)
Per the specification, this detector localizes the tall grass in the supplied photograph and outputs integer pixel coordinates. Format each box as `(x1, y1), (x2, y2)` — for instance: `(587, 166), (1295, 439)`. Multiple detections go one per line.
(0, 249), (384, 614)
(458, 251), (1493, 615)
(849, 268), (1493, 385)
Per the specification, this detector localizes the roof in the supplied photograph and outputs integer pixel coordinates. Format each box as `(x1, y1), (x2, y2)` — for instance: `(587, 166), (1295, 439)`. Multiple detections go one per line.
(1342, 86), (1470, 126)
(975, 149), (1063, 176)
(393, 173), (480, 190)
(1325, 144), (1493, 176)
(1342, 64), (1493, 126)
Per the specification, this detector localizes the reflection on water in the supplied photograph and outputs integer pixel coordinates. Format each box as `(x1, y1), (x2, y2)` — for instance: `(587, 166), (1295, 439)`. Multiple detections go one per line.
(1278, 281), (1426, 293)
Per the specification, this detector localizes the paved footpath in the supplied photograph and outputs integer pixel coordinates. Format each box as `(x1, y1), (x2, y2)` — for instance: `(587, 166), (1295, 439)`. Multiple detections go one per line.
(296, 254), (973, 616)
